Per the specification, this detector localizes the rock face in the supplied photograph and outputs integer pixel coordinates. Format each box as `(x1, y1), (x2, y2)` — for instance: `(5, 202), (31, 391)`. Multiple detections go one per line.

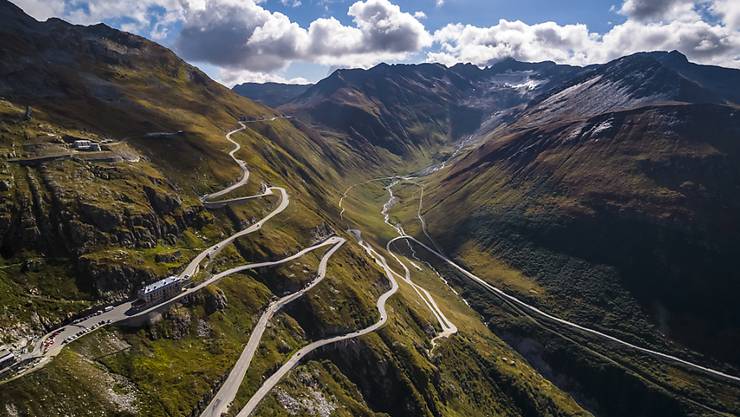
(203, 288), (228, 315)
(0, 162), (211, 257)
(0, 158), (214, 304)
(149, 306), (192, 340)
(79, 201), (120, 232)
(143, 185), (182, 214)
(76, 257), (156, 297)
(155, 250), (181, 263)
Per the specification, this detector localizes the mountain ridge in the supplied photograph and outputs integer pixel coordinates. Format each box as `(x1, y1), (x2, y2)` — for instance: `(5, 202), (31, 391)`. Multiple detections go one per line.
(1, 1), (740, 416)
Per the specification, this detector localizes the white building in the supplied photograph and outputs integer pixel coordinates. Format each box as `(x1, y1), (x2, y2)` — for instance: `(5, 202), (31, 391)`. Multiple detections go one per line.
(72, 140), (101, 152)
(137, 276), (183, 305)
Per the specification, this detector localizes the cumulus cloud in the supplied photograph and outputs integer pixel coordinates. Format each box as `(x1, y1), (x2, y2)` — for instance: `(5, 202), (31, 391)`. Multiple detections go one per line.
(174, 0), (430, 73)
(429, 20), (600, 66)
(427, 1), (740, 69)
(711, 0), (740, 30)
(619, 0), (698, 22)
(176, 0), (307, 72)
(348, 0), (431, 53)
(218, 68), (310, 85)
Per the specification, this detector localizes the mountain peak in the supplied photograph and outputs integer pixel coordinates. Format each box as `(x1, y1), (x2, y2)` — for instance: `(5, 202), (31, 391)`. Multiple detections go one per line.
(0, 0), (38, 28)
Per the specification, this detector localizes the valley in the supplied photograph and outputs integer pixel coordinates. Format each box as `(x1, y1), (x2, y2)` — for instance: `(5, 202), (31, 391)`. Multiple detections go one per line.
(1, 1), (739, 416)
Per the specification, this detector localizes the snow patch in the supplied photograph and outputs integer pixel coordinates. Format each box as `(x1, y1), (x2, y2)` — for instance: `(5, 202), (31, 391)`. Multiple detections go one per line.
(504, 78), (544, 91)
(589, 119), (613, 137)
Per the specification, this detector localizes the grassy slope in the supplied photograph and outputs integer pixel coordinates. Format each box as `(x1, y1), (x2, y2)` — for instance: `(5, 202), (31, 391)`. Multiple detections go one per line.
(418, 104), (740, 416)
(3, 7), (729, 417)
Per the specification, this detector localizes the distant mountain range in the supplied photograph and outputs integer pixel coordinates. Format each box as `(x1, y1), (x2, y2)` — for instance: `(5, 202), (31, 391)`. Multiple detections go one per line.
(232, 82), (311, 107)
(235, 51), (739, 159)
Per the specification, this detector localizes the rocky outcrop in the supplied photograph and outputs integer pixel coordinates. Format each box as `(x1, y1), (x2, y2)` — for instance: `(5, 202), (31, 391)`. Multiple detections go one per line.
(155, 250), (181, 263)
(204, 287), (228, 314)
(149, 306), (192, 340)
(183, 286), (228, 315)
(143, 185), (181, 214)
(0, 163), (212, 256)
(78, 201), (120, 232)
(76, 256), (156, 297)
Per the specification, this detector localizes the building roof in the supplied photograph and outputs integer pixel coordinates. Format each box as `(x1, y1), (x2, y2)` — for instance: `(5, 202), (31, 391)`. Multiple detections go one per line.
(141, 276), (182, 294)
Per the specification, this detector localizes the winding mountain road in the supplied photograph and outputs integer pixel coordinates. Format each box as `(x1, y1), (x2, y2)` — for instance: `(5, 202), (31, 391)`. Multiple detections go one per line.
(380, 179), (457, 349)
(200, 237), (346, 417)
(0, 116), (308, 383)
(234, 230), (399, 417)
(387, 235), (740, 384)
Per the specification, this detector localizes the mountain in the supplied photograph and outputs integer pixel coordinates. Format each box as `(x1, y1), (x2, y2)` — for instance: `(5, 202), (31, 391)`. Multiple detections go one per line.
(418, 52), (740, 416)
(517, 51), (739, 127)
(0, 3), (596, 417)
(279, 60), (581, 171)
(232, 81), (312, 107)
(1, 1), (739, 416)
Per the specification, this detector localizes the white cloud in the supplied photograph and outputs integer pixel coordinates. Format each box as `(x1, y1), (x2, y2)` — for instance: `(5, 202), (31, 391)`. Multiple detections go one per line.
(348, 0), (431, 53)
(414, 11), (426, 19)
(600, 18), (739, 65)
(619, 0), (698, 22)
(174, 0), (430, 72)
(427, 1), (740, 69)
(429, 20), (600, 66)
(711, 0), (740, 30)
(217, 68), (309, 86)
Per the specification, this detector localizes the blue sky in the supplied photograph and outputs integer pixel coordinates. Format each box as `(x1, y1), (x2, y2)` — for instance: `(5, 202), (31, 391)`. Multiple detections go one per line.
(13, 0), (740, 84)
(274, 0), (622, 33)
(263, 0), (626, 81)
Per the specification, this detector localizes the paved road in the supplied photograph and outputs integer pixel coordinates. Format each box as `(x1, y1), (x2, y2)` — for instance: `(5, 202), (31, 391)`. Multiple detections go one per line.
(387, 235), (740, 383)
(0, 117), (297, 382)
(234, 231), (399, 417)
(200, 237), (346, 417)
(380, 179), (457, 349)
(341, 176), (457, 349)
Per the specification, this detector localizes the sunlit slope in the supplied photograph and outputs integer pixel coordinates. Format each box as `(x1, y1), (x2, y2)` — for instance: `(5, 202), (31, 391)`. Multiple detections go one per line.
(420, 97), (740, 414)
(0, 2), (587, 417)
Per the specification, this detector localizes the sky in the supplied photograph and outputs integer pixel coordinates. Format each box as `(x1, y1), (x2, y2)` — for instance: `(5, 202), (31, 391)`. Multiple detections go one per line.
(11, 0), (740, 85)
